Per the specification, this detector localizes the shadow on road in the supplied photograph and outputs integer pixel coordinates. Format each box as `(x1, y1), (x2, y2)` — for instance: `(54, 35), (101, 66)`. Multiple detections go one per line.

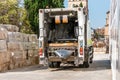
(50, 59), (111, 72)
(2, 59), (111, 73)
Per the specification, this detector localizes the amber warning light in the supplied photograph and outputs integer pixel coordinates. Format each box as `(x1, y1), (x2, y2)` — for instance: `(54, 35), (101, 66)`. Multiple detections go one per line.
(39, 48), (43, 56)
(80, 47), (83, 55)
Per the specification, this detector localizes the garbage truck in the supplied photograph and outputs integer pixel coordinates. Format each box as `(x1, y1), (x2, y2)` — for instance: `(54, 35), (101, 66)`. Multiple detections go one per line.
(39, 7), (93, 68)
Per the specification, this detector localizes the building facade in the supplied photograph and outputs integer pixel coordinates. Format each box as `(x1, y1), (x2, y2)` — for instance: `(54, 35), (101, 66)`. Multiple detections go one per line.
(104, 11), (110, 40)
(68, 0), (88, 8)
(95, 27), (105, 38)
(109, 0), (120, 80)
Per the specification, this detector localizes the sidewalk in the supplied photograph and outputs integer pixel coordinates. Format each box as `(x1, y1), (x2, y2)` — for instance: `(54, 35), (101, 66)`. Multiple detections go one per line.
(94, 47), (106, 54)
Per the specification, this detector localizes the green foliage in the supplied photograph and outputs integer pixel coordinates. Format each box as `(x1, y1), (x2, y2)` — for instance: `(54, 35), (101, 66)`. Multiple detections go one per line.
(80, 2), (83, 7)
(0, 0), (33, 34)
(0, 0), (18, 25)
(73, 2), (83, 8)
(19, 8), (34, 34)
(94, 32), (99, 40)
(73, 4), (79, 7)
(24, 0), (64, 35)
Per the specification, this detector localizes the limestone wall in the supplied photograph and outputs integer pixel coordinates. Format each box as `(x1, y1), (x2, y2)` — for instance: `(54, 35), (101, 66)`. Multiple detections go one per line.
(0, 24), (39, 72)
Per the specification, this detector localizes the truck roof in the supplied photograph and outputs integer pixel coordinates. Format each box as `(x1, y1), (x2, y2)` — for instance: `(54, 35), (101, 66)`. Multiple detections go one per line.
(39, 7), (84, 13)
(39, 7), (84, 17)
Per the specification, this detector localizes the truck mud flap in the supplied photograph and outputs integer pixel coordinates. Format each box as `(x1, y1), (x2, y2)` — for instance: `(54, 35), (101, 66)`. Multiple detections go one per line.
(89, 46), (94, 63)
(74, 57), (84, 66)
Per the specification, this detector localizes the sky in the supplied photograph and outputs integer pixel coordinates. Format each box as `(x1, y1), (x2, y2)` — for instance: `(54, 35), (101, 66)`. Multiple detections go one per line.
(64, 0), (110, 29)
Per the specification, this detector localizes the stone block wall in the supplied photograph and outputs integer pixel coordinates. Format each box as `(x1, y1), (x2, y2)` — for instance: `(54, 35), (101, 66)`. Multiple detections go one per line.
(0, 24), (39, 72)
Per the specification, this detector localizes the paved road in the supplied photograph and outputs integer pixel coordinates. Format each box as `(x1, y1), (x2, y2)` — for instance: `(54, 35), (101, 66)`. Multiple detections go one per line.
(0, 53), (112, 80)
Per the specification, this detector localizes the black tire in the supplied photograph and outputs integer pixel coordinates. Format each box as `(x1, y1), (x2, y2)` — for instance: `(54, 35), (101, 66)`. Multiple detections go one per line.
(53, 62), (61, 68)
(89, 60), (93, 64)
(48, 62), (54, 68)
(83, 62), (89, 68)
(53, 62), (57, 68)
(89, 57), (93, 64)
(78, 64), (84, 68)
(56, 62), (61, 68)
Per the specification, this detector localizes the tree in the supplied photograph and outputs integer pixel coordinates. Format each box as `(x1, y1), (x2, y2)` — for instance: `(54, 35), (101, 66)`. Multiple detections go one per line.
(0, 0), (18, 25)
(0, 0), (33, 33)
(24, 0), (64, 35)
(19, 8), (33, 34)
(79, 2), (83, 7)
(73, 4), (79, 8)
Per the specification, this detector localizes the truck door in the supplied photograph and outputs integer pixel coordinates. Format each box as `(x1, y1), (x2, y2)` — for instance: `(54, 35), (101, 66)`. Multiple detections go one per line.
(39, 9), (45, 63)
(77, 8), (85, 61)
